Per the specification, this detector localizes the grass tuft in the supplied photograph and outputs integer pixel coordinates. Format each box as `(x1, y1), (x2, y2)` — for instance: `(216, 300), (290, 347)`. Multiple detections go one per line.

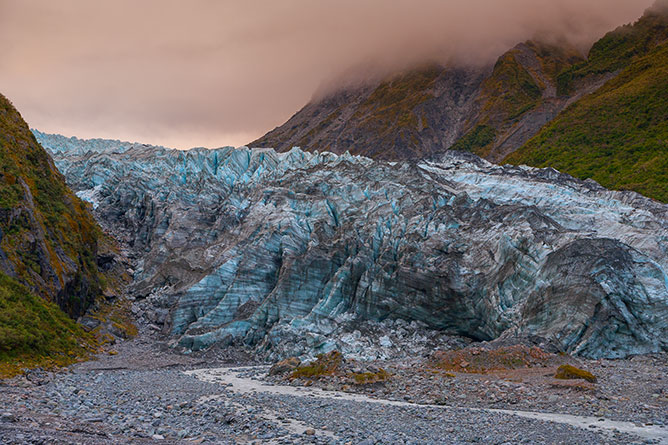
(291, 351), (343, 379)
(554, 364), (597, 383)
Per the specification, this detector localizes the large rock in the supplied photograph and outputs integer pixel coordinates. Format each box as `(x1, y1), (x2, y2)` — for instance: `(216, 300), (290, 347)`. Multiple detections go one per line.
(36, 133), (668, 359)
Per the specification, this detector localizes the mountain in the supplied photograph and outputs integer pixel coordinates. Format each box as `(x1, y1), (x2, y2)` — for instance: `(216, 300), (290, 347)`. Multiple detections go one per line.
(250, 41), (587, 162)
(251, 65), (488, 160)
(251, 3), (668, 201)
(38, 134), (668, 360)
(448, 40), (586, 162)
(505, 4), (668, 202)
(0, 94), (110, 373)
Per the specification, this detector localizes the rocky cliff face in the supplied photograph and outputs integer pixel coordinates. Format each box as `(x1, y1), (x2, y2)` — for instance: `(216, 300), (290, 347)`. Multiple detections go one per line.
(0, 94), (116, 371)
(37, 132), (668, 360)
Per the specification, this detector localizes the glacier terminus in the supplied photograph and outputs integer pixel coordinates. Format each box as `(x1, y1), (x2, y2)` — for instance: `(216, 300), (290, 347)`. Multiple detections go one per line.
(35, 131), (668, 361)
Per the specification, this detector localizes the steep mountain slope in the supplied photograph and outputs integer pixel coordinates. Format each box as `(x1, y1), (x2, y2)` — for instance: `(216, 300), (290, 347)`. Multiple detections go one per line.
(251, 65), (489, 160)
(506, 5), (668, 203)
(450, 41), (586, 162)
(250, 41), (589, 162)
(40, 135), (668, 360)
(252, 3), (668, 202)
(0, 94), (108, 371)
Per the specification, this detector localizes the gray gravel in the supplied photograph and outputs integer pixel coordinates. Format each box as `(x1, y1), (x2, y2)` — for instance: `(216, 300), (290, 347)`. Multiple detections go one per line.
(0, 368), (647, 445)
(0, 334), (665, 444)
(270, 352), (668, 427)
(0, 372), (658, 443)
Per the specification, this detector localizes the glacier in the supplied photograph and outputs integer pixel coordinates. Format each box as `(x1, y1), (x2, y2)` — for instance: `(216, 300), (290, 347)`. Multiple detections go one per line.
(34, 131), (668, 359)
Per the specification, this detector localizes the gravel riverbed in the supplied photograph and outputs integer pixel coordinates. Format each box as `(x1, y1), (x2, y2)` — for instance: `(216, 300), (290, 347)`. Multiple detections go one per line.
(0, 334), (666, 444)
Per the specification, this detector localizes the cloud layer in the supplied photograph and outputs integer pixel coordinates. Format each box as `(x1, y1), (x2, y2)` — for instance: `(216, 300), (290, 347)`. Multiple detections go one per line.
(0, 0), (650, 148)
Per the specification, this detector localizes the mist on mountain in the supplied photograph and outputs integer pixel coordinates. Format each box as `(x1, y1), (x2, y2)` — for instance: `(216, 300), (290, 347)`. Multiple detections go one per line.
(0, 0), (649, 148)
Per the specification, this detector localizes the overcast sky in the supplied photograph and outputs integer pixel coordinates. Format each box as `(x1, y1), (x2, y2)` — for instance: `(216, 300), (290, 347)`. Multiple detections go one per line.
(0, 0), (650, 149)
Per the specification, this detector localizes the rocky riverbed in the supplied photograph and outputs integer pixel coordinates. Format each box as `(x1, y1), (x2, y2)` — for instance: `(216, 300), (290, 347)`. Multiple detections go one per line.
(265, 347), (668, 427)
(1, 329), (667, 444)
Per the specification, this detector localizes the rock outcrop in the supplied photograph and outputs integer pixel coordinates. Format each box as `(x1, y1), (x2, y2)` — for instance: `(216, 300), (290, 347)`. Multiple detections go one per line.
(36, 133), (668, 359)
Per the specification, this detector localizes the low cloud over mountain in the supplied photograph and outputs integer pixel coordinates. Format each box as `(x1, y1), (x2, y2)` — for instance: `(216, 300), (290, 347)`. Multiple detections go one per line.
(0, 0), (648, 148)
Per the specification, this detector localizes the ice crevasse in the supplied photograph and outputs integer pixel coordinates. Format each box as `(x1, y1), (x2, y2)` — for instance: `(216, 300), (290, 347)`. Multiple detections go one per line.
(35, 131), (668, 360)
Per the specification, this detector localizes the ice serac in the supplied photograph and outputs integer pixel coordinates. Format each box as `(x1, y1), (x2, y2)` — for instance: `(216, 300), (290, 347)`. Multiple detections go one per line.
(37, 132), (668, 359)
(33, 130), (168, 156)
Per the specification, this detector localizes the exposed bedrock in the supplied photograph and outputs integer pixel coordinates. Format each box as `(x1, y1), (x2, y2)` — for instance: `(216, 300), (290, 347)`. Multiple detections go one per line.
(36, 133), (668, 359)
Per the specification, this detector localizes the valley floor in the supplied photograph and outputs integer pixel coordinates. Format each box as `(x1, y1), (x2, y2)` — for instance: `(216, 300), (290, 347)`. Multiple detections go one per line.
(0, 329), (666, 444)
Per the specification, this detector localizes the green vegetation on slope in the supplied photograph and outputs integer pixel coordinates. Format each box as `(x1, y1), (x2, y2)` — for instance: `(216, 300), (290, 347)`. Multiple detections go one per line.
(0, 93), (112, 375)
(526, 41), (585, 85)
(450, 125), (497, 153)
(453, 41), (583, 158)
(1, 93), (104, 316)
(557, 5), (668, 95)
(350, 65), (441, 154)
(0, 272), (92, 377)
(506, 43), (668, 203)
(456, 50), (542, 157)
(481, 50), (543, 120)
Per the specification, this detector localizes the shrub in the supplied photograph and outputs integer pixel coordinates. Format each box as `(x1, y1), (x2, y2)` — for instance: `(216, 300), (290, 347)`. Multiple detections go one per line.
(291, 351), (343, 379)
(554, 364), (597, 383)
(351, 369), (390, 385)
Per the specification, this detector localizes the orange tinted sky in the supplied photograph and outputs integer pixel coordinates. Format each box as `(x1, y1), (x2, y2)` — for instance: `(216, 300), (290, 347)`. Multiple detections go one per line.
(0, 0), (650, 149)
